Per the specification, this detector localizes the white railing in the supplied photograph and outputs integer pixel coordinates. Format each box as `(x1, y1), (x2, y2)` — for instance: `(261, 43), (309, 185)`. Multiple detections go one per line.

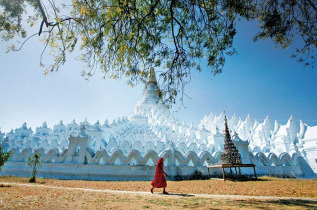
(7, 146), (300, 167)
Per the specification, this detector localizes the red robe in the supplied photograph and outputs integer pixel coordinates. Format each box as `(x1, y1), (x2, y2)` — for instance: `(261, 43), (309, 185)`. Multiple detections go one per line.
(151, 158), (167, 188)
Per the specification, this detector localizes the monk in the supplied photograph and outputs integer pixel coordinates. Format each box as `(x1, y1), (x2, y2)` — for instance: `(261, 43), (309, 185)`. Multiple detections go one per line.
(151, 157), (169, 194)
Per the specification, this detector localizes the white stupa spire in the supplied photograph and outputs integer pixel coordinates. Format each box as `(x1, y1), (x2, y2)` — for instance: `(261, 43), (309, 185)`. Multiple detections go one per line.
(146, 67), (158, 84)
(131, 67), (162, 121)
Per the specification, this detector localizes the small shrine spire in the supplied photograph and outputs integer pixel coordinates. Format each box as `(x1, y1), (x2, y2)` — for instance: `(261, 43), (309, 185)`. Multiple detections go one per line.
(221, 116), (242, 164)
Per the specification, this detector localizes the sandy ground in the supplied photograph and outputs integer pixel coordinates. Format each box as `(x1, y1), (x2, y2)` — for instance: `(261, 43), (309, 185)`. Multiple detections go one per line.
(0, 176), (317, 209)
(1, 176), (316, 198)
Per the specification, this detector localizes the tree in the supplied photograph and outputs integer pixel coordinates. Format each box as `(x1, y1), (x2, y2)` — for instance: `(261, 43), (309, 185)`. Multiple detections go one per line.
(27, 151), (42, 183)
(0, 146), (12, 172)
(0, 0), (316, 104)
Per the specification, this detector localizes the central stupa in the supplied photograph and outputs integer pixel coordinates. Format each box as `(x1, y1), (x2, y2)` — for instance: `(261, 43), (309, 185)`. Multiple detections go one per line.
(130, 67), (162, 122)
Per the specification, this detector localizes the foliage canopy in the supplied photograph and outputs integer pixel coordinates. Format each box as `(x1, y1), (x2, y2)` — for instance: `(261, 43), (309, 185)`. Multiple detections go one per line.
(0, 0), (316, 103)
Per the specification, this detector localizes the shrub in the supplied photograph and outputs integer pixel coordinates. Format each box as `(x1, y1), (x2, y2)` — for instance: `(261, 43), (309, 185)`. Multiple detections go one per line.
(189, 170), (204, 180)
(27, 151), (42, 183)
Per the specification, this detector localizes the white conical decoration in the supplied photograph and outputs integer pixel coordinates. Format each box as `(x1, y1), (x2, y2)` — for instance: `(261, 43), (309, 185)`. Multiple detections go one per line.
(286, 116), (298, 139)
(252, 119), (259, 131)
(229, 113), (238, 128)
(298, 120), (307, 139)
(263, 116), (273, 132)
(273, 120), (280, 135)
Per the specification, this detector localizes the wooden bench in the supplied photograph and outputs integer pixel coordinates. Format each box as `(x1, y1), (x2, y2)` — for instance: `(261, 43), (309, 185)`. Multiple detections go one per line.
(207, 164), (257, 180)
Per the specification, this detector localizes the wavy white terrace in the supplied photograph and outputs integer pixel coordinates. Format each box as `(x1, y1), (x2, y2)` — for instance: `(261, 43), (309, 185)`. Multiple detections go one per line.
(0, 68), (316, 180)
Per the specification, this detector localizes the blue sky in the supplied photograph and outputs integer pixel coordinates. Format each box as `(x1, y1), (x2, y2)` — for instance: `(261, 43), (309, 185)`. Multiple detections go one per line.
(0, 20), (316, 132)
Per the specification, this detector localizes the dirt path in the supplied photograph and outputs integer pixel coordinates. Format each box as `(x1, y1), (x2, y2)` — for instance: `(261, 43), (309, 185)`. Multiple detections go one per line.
(2, 182), (316, 202)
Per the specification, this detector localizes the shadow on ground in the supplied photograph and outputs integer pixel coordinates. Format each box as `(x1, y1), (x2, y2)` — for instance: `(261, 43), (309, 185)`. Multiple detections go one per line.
(0, 184), (11, 187)
(157, 193), (194, 197)
(233, 198), (317, 209)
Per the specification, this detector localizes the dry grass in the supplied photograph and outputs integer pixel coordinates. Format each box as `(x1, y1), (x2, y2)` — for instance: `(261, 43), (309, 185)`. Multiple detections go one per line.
(0, 184), (316, 209)
(0, 176), (317, 209)
(0, 176), (316, 198)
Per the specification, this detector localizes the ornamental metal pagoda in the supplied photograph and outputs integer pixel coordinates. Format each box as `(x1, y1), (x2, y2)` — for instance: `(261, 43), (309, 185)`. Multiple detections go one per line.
(221, 116), (242, 164)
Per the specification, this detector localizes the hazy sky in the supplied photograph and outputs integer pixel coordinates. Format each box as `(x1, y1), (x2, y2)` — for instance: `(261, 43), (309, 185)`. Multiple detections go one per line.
(0, 20), (316, 133)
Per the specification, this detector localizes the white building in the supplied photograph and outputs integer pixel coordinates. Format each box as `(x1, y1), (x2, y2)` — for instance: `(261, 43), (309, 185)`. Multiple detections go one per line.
(0, 68), (316, 180)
